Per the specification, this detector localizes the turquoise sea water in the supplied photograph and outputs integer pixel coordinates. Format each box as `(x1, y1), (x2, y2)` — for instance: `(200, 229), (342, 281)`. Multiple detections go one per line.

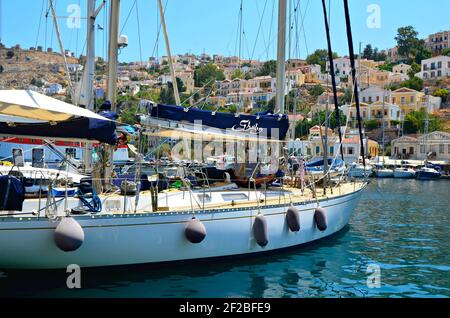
(0, 179), (449, 298)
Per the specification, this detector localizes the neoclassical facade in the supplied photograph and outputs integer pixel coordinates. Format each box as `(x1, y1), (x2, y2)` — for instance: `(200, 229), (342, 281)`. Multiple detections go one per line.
(391, 131), (450, 162)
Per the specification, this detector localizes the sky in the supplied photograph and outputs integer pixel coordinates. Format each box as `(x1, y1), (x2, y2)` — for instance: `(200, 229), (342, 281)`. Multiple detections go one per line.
(0, 0), (449, 63)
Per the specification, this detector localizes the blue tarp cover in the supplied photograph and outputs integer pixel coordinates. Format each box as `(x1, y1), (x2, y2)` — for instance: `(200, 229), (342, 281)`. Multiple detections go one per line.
(0, 111), (117, 145)
(148, 104), (290, 140)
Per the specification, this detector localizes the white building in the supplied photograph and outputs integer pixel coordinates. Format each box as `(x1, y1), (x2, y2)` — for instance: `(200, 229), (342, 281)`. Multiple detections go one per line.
(326, 57), (351, 77)
(360, 86), (391, 104)
(420, 56), (450, 80)
(287, 139), (309, 156)
(45, 83), (64, 96)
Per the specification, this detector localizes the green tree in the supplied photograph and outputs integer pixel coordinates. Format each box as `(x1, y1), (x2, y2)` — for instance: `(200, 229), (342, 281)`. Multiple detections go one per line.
(364, 119), (380, 131)
(231, 69), (245, 80)
(338, 88), (353, 105)
(295, 110), (346, 138)
(194, 63), (225, 87)
(433, 88), (449, 103)
(395, 26), (419, 59)
(306, 49), (338, 72)
(407, 62), (421, 79)
(400, 76), (424, 91)
(136, 89), (160, 102)
(159, 82), (176, 105)
(176, 77), (186, 93)
(413, 41), (432, 64)
(256, 60), (277, 77)
(362, 44), (373, 60)
(442, 47), (450, 56)
(379, 63), (394, 72)
(403, 110), (441, 134)
(308, 85), (325, 98)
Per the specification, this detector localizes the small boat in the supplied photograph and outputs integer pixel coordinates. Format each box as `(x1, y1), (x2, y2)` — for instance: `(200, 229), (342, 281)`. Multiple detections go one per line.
(348, 163), (372, 178)
(374, 168), (394, 178)
(305, 158), (346, 178)
(416, 167), (441, 180)
(393, 167), (416, 179)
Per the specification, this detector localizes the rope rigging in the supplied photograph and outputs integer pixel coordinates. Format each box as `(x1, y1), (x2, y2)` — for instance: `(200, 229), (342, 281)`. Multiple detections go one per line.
(343, 0), (366, 167)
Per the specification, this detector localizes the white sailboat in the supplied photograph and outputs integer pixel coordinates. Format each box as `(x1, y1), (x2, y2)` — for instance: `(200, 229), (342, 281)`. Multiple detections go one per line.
(0, 0), (367, 269)
(393, 167), (416, 178)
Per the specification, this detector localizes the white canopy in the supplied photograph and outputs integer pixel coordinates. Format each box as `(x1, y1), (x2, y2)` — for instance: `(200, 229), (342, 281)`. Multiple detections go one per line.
(0, 90), (110, 122)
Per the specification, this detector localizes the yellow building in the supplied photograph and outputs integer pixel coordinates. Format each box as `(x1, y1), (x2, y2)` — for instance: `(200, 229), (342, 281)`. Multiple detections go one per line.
(367, 139), (379, 158)
(390, 87), (425, 115)
(341, 102), (401, 127)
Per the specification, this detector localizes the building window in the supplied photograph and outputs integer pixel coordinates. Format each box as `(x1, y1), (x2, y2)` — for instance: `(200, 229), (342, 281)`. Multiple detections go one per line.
(448, 145), (450, 154)
(376, 96), (380, 102)
(316, 146), (320, 155)
(409, 147), (414, 155)
(431, 71), (435, 78)
(348, 147), (354, 155)
(65, 148), (76, 158)
(401, 97), (405, 104)
(410, 96), (414, 103)
(420, 145), (425, 153)
(392, 97), (396, 103)
(438, 70), (442, 77)
(330, 146), (334, 155)
(439, 144), (444, 154)
(438, 61), (442, 69)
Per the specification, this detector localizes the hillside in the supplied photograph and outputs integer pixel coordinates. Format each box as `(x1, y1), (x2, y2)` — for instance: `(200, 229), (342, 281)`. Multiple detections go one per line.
(0, 45), (78, 90)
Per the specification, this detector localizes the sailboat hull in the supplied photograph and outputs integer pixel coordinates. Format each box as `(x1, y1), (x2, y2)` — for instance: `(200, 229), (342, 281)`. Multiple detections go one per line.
(0, 186), (364, 269)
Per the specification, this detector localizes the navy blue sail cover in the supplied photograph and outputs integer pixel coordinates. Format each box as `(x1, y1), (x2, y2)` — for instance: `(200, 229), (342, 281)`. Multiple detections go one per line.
(0, 111), (118, 145)
(148, 104), (290, 140)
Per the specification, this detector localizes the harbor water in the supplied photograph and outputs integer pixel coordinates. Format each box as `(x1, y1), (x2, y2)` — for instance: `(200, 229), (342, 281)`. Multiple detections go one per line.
(0, 179), (449, 298)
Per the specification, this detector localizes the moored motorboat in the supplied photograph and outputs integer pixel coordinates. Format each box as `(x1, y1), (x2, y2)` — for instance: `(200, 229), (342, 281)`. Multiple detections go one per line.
(416, 167), (441, 180)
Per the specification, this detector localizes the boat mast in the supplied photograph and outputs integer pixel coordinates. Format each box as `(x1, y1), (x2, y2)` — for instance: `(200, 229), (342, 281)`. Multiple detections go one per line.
(157, 0), (181, 105)
(275, 0), (287, 114)
(82, 0), (97, 172)
(107, 0), (120, 111)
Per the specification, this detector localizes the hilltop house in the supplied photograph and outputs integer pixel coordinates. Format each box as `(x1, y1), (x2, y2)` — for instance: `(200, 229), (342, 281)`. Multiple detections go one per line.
(420, 56), (450, 80)
(390, 87), (441, 114)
